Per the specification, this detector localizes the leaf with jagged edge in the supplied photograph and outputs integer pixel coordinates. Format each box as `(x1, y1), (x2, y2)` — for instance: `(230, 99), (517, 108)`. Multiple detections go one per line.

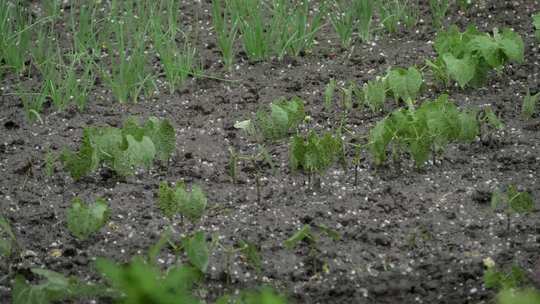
(182, 231), (209, 273)
(522, 89), (540, 119)
(180, 184), (207, 223)
(66, 197), (109, 240)
(112, 135), (156, 176)
(61, 129), (100, 180)
(458, 109), (479, 142)
(158, 182), (179, 219)
(363, 79), (387, 112)
(143, 117), (176, 162)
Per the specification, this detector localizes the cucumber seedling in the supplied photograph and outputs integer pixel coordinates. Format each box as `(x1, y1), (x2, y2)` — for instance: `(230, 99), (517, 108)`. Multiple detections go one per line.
(289, 130), (346, 189)
(211, 235), (262, 285)
(158, 181), (207, 226)
(61, 116), (175, 180)
(284, 224), (341, 276)
(428, 25), (524, 89)
(228, 145), (275, 204)
(66, 197), (110, 241)
(522, 89), (540, 119)
(243, 97), (306, 142)
(491, 185), (534, 233)
(0, 216), (18, 258)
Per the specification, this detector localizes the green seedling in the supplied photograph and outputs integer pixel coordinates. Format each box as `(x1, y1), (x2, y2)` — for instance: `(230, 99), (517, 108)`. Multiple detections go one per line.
(61, 117), (175, 179)
(491, 185), (534, 232)
(66, 197), (109, 241)
(70, 2), (100, 56)
(522, 89), (540, 119)
(182, 231), (210, 274)
(44, 149), (57, 177)
(0, 216), (17, 258)
(12, 268), (109, 304)
(158, 181), (207, 224)
(44, 51), (95, 111)
(361, 78), (387, 112)
(216, 287), (288, 304)
(354, 0), (375, 42)
(100, 13), (155, 103)
(284, 224), (340, 275)
(97, 256), (202, 304)
(429, 0), (449, 29)
(457, 0), (473, 11)
(330, 1), (356, 48)
(534, 13), (540, 41)
(151, 19), (201, 94)
(379, 0), (417, 33)
(228, 0), (268, 61)
(17, 83), (48, 123)
(496, 288), (540, 304)
(290, 131), (345, 188)
(431, 25), (524, 88)
(211, 235), (263, 285)
(324, 79), (337, 111)
(484, 262), (527, 291)
(228, 145), (275, 204)
(0, 2), (31, 75)
(340, 81), (356, 111)
(270, 0), (325, 59)
(385, 66), (423, 103)
(238, 97), (305, 142)
(212, 0), (238, 70)
(477, 105), (504, 143)
(369, 94), (479, 167)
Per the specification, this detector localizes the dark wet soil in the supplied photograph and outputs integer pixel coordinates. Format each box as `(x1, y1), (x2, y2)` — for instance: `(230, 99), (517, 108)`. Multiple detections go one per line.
(1, 1), (539, 303)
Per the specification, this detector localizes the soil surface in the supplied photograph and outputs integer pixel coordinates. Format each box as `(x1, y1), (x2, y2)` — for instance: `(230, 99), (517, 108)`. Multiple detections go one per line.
(1, 1), (540, 303)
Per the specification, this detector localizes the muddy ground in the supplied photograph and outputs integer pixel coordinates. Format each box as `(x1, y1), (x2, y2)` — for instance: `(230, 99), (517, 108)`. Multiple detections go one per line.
(1, 0), (539, 303)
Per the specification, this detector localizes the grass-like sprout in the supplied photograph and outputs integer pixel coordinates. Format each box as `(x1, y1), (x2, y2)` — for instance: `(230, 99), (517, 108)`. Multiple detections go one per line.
(212, 0), (238, 70)
(429, 0), (449, 29)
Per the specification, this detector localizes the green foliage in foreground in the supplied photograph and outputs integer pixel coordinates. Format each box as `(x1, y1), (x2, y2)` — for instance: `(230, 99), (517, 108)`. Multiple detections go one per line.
(427, 25), (524, 88)
(497, 288), (540, 304)
(12, 268), (109, 304)
(66, 197), (110, 240)
(369, 95), (479, 167)
(217, 287), (288, 304)
(158, 182), (207, 223)
(97, 257), (203, 304)
(61, 117), (175, 179)
(484, 264), (527, 291)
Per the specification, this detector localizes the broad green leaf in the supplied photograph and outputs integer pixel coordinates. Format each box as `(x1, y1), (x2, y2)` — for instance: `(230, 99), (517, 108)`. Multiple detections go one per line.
(66, 197), (109, 240)
(497, 288), (540, 304)
(386, 67), (423, 102)
(284, 225), (312, 249)
(182, 231), (209, 273)
(442, 53), (475, 88)
(97, 257), (200, 304)
(316, 224), (341, 241)
(496, 28), (525, 63)
(158, 182), (180, 219)
(143, 117), (176, 162)
(112, 135), (156, 176)
(469, 35), (504, 68)
(270, 103), (289, 135)
(369, 118), (393, 165)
